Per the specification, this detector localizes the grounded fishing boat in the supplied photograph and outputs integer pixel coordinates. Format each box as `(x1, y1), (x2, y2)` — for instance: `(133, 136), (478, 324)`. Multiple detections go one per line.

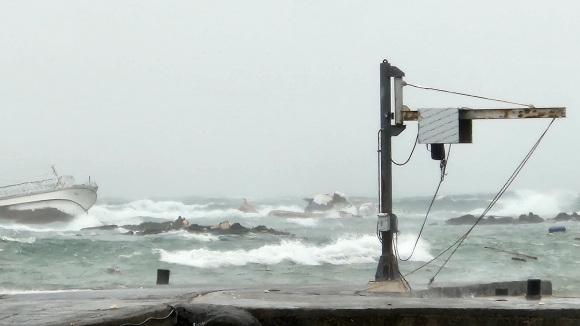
(0, 172), (98, 224)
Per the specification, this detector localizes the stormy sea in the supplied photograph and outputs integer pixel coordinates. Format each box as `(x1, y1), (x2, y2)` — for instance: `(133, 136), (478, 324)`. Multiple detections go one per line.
(1, 190), (579, 295)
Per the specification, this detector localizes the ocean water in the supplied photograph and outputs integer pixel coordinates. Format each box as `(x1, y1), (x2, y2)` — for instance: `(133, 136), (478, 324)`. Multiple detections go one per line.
(0, 190), (579, 295)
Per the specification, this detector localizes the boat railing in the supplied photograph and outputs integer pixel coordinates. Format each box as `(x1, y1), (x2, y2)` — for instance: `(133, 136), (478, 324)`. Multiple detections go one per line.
(0, 176), (76, 198)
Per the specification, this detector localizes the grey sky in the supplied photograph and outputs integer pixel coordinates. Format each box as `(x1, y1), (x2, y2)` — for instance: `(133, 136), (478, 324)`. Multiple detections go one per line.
(0, 1), (577, 200)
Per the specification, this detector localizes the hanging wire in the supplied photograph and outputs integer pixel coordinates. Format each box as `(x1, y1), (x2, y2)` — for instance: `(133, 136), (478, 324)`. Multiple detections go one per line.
(403, 118), (557, 283)
(392, 134), (419, 166)
(396, 145), (451, 262)
(403, 82), (535, 108)
(119, 309), (176, 326)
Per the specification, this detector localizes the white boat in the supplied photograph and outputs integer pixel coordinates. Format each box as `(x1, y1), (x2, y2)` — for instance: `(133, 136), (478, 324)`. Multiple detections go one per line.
(0, 173), (98, 224)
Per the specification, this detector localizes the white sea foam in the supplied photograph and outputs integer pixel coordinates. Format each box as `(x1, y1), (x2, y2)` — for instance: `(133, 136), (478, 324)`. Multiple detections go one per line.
(0, 201), (311, 233)
(0, 289), (85, 295)
(0, 236), (36, 244)
(394, 233), (434, 262)
(118, 252), (143, 259)
(154, 234), (432, 268)
(90, 201), (306, 223)
(285, 218), (318, 227)
(167, 230), (220, 242)
(480, 189), (578, 217)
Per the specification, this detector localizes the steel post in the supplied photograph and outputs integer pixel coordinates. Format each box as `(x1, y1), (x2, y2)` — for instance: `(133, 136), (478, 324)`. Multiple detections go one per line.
(375, 60), (402, 281)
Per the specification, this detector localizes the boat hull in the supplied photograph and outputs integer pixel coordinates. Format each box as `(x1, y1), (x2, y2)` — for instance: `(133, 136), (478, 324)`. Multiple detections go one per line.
(0, 185), (97, 224)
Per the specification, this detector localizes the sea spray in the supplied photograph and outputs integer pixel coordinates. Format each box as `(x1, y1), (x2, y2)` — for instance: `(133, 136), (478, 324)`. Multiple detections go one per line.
(1, 191), (579, 295)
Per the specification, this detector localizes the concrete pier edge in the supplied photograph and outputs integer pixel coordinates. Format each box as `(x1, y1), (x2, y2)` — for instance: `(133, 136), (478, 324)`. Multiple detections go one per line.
(4, 280), (580, 326)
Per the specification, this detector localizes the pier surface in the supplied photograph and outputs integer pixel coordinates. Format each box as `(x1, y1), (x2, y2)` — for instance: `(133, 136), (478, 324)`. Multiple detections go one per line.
(2, 281), (579, 325)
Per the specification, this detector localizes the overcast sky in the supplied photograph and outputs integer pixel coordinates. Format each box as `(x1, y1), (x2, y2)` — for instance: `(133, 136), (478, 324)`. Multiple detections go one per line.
(0, 1), (577, 200)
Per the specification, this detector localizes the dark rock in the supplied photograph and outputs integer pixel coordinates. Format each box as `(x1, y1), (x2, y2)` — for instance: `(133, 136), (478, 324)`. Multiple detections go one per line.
(445, 214), (477, 225)
(446, 213), (544, 225)
(552, 212), (580, 222)
(122, 221), (173, 235)
(518, 212), (544, 223)
(187, 224), (208, 232)
(80, 216), (290, 238)
(122, 216), (190, 235)
(483, 216), (514, 224)
(227, 223), (250, 235)
(81, 225), (118, 231)
(174, 304), (261, 326)
(253, 225), (290, 236)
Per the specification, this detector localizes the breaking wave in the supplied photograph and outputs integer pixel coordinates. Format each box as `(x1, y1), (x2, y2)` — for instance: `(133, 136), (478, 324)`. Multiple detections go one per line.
(154, 234), (432, 268)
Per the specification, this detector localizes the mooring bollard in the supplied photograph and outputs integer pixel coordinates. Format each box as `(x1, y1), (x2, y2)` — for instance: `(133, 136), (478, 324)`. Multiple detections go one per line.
(525, 279), (541, 300)
(156, 269), (170, 285)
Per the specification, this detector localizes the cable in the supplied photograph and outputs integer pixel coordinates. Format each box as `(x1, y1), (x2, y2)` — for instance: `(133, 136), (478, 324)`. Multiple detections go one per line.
(377, 129), (382, 215)
(396, 145), (451, 262)
(404, 82), (534, 108)
(392, 134), (419, 166)
(404, 118), (556, 281)
(119, 308), (175, 326)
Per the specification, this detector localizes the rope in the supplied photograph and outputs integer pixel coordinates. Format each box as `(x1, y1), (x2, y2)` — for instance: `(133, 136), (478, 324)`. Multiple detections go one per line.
(404, 118), (556, 282)
(119, 308), (175, 326)
(404, 82), (535, 108)
(396, 145), (451, 262)
(392, 134), (419, 166)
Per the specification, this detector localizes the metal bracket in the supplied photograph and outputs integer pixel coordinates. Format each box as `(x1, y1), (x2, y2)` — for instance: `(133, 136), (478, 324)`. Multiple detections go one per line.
(390, 125), (406, 136)
(390, 66), (405, 78)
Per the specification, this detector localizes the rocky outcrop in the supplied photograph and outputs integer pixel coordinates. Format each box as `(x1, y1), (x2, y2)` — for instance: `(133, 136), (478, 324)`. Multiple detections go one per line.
(82, 217), (290, 236)
(518, 212), (543, 223)
(552, 212), (580, 222)
(445, 212), (544, 225)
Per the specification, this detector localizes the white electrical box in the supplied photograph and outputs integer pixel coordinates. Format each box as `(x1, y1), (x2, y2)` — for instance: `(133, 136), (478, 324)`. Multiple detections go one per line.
(378, 213), (390, 231)
(418, 108), (460, 144)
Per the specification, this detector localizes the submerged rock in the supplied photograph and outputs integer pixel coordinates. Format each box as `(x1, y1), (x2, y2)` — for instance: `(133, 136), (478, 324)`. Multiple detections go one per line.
(82, 224), (119, 231)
